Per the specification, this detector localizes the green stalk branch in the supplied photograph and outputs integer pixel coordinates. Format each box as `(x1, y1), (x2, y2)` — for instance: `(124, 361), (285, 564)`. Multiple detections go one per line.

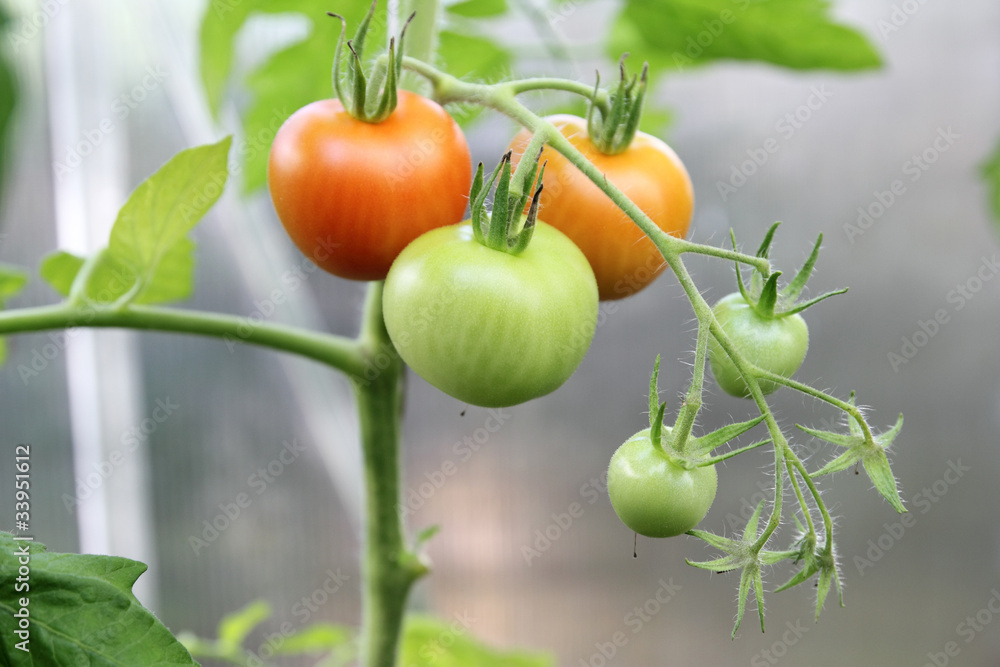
(0, 303), (367, 378)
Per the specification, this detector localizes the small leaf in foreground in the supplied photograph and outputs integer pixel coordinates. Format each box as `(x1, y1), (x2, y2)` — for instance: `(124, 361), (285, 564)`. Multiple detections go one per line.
(400, 614), (554, 666)
(0, 532), (196, 666)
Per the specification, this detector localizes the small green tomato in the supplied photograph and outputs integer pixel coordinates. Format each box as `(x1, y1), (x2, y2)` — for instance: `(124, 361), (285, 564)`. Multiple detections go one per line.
(607, 428), (718, 538)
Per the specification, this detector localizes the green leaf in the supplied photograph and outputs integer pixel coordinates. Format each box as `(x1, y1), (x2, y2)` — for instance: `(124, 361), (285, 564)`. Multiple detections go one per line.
(446, 0), (508, 18)
(982, 137), (1000, 230)
(217, 600), (271, 650)
(40, 251), (85, 297)
(85, 138), (230, 306)
(0, 532), (197, 666)
(0, 263), (28, 366)
(272, 622), (353, 655)
(609, 0), (882, 76)
(400, 614), (553, 666)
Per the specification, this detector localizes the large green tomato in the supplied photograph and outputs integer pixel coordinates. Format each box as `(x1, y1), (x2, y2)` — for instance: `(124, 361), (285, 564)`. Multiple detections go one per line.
(708, 292), (809, 397)
(382, 221), (599, 407)
(607, 428), (718, 538)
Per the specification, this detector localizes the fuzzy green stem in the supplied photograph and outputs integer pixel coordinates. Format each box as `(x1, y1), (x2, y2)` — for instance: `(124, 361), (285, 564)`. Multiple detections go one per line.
(355, 282), (427, 667)
(787, 450), (834, 545)
(671, 322), (708, 454)
(784, 454), (817, 538)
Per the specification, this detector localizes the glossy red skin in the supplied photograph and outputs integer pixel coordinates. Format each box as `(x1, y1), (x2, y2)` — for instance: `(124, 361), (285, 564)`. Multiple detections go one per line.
(268, 90), (472, 281)
(508, 115), (694, 300)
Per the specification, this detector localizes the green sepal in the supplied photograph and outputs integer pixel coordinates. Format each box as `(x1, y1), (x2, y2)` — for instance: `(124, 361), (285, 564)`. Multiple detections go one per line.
(783, 233), (822, 303)
(586, 56), (648, 155)
(328, 1), (409, 123)
(488, 152), (513, 249)
(688, 414), (766, 457)
(470, 151), (544, 255)
(729, 222), (846, 319)
(754, 271), (781, 318)
(801, 406), (905, 514)
(686, 501), (791, 637)
(649, 401), (667, 453)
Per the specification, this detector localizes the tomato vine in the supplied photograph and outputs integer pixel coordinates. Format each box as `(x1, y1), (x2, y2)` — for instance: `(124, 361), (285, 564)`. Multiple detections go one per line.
(0, 2), (906, 665)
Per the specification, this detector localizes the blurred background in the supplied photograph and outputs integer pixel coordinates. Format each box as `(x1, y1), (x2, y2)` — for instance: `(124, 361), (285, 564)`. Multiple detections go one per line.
(1, 0), (999, 665)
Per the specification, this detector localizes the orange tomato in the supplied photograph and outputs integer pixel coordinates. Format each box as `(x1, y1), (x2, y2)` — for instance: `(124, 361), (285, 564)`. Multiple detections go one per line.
(508, 115), (693, 300)
(268, 90), (472, 281)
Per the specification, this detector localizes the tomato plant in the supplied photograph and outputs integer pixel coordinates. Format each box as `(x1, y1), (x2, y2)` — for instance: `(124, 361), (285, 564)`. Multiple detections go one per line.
(608, 427), (717, 538)
(268, 90), (472, 281)
(508, 114), (693, 300)
(383, 152), (598, 407)
(0, 1), (910, 665)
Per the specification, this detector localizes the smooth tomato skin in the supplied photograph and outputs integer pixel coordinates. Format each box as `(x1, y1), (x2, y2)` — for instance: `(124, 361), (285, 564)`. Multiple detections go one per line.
(382, 221), (598, 408)
(608, 428), (717, 538)
(268, 90), (472, 281)
(708, 293), (809, 397)
(507, 115), (693, 300)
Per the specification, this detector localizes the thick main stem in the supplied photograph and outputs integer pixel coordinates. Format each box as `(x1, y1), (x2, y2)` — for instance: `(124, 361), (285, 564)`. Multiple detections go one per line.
(355, 283), (425, 667)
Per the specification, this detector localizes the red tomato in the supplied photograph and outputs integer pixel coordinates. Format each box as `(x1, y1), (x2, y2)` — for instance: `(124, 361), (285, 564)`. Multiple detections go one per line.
(268, 90), (472, 281)
(508, 115), (693, 300)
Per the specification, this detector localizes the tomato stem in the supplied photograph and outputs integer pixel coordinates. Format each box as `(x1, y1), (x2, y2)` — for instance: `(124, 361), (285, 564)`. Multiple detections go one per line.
(355, 282), (427, 667)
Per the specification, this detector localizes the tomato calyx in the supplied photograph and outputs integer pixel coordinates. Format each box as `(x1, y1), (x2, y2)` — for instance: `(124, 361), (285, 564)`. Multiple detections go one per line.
(470, 151), (546, 255)
(586, 55), (649, 156)
(328, 0), (412, 123)
(733, 222), (848, 320)
(687, 500), (800, 637)
(645, 356), (770, 469)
